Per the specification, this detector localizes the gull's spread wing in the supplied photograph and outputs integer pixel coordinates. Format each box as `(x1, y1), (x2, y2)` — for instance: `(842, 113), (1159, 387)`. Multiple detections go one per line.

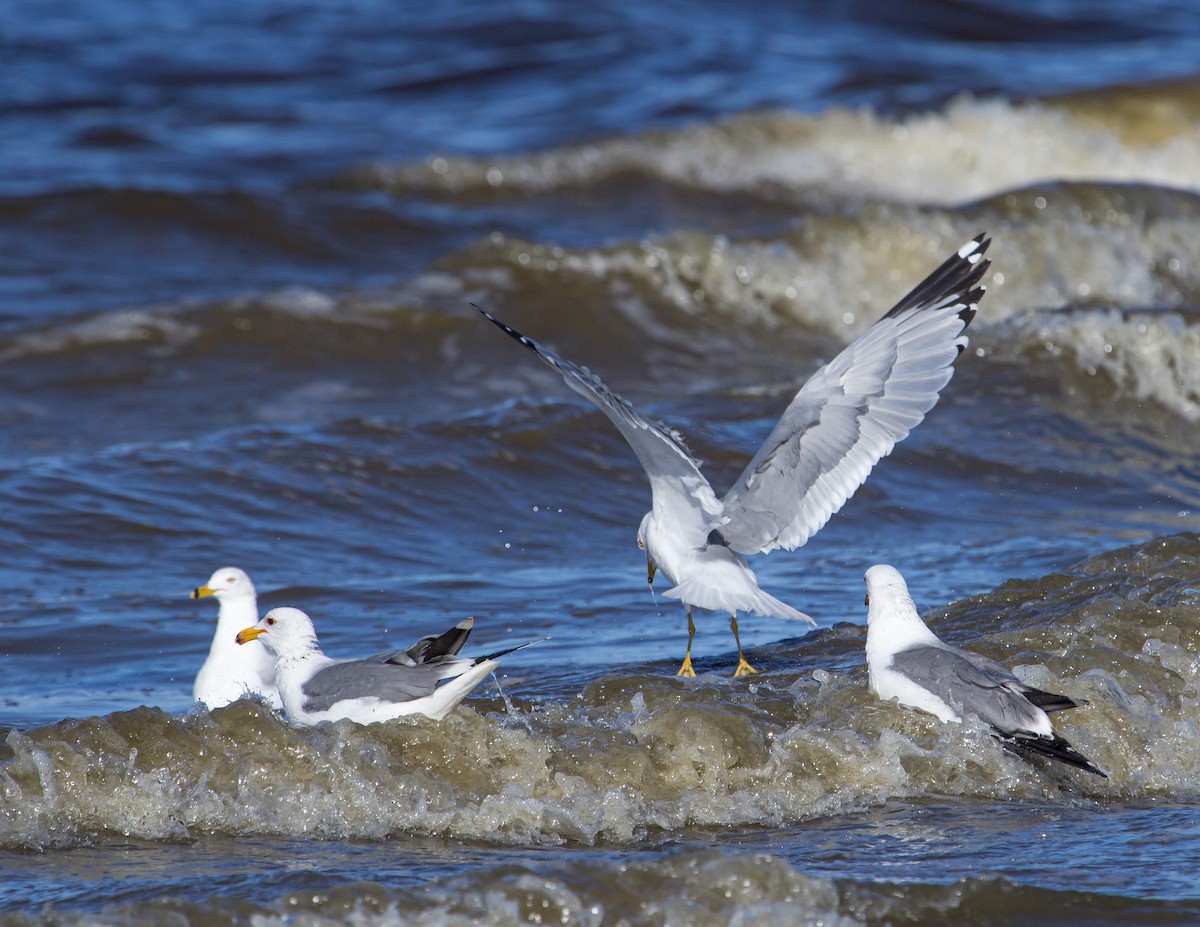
(716, 234), (990, 555)
(479, 307), (722, 529)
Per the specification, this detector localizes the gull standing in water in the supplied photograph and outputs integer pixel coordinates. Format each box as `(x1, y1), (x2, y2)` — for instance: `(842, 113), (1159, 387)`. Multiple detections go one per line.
(236, 608), (539, 725)
(864, 564), (1106, 777)
(191, 566), (281, 709)
(481, 234), (990, 676)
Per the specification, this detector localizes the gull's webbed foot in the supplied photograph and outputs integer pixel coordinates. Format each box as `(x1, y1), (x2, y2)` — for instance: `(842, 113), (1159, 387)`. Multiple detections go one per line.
(676, 655), (697, 677)
(732, 658), (759, 677)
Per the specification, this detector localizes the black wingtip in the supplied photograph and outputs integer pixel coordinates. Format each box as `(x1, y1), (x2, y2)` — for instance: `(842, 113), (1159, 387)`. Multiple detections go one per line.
(406, 617), (476, 663)
(474, 303), (547, 358)
(476, 636), (549, 664)
(1022, 687), (1088, 714)
(883, 233), (992, 322)
(957, 292), (983, 325)
(997, 732), (1108, 778)
(473, 301), (505, 332)
(958, 232), (991, 257)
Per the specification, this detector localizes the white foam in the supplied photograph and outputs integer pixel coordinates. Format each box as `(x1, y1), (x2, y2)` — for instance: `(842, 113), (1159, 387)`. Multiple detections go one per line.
(1007, 307), (1200, 420)
(355, 94), (1200, 205)
(0, 307), (200, 362)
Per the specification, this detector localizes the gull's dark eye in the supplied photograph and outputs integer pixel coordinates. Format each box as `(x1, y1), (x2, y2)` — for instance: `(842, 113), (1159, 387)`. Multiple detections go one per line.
(266, 617), (275, 626)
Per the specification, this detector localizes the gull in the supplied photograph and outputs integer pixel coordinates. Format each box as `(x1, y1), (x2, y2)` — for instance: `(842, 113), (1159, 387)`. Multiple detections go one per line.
(480, 234), (990, 676)
(864, 564), (1106, 777)
(235, 607), (539, 725)
(190, 566), (281, 710)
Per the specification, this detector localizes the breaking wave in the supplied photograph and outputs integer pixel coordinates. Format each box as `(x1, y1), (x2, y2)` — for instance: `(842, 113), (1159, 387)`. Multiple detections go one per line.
(4, 534), (1198, 853)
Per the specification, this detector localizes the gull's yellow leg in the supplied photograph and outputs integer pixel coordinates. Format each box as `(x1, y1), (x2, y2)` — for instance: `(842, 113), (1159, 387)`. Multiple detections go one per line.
(676, 607), (697, 677)
(731, 613), (758, 677)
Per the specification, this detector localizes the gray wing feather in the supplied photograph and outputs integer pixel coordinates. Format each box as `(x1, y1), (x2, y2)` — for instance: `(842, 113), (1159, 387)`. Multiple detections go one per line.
(480, 308), (723, 526)
(717, 235), (990, 555)
(890, 644), (1047, 735)
(300, 656), (470, 713)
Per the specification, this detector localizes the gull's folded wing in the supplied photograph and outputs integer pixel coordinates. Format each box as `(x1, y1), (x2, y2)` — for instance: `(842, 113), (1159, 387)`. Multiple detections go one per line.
(300, 658), (470, 713)
(890, 642), (1048, 735)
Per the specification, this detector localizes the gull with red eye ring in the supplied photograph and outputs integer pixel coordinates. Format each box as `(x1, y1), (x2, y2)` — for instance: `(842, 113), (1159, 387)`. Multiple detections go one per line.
(190, 566), (281, 710)
(236, 607), (542, 725)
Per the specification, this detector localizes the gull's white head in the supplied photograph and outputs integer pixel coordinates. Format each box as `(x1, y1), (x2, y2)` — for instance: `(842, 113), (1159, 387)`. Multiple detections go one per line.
(191, 566), (257, 602)
(864, 564), (918, 620)
(636, 511), (657, 586)
(236, 606), (319, 659)
(863, 564), (942, 657)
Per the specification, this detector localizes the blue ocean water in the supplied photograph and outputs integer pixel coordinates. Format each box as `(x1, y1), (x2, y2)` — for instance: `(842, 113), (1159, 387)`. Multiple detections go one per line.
(3, 2), (1200, 924)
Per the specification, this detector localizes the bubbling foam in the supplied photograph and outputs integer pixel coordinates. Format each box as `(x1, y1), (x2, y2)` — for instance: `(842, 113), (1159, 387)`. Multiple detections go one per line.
(6, 527), (1198, 854)
(339, 92), (1200, 206)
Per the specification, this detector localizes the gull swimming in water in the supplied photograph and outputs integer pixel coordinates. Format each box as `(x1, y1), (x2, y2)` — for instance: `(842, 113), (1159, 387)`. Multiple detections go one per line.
(191, 566), (281, 710)
(864, 564), (1106, 777)
(235, 607), (539, 725)
(481, 234), (991, 676)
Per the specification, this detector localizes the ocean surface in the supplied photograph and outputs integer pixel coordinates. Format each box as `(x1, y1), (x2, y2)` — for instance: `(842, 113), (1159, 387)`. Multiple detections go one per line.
(4, 0), (1200, 923)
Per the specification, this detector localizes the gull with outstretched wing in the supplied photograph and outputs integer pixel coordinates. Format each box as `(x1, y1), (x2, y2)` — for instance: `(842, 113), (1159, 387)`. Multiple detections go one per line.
(481, 234), (990, 676)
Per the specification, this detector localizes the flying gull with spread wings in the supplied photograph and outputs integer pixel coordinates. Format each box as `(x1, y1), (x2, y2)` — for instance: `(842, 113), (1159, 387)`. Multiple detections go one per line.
(864, 563), (1106, 777)
(481, 234), (990, 676)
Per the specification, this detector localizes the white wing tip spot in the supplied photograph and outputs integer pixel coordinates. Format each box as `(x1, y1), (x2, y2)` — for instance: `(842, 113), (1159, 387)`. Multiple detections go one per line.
(957, 232), (990, 261)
